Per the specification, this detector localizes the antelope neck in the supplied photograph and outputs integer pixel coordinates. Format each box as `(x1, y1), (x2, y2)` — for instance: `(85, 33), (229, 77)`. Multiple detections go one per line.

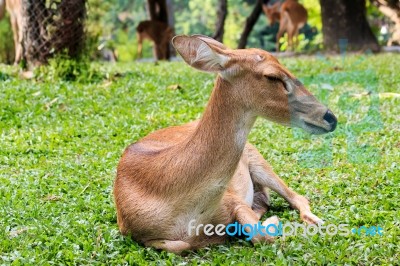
(184, 76), (256, 177)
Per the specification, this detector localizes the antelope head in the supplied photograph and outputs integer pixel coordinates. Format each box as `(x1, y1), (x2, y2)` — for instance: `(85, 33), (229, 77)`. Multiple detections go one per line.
(262, 2), (281, 26)
(172, 35), (337, 135)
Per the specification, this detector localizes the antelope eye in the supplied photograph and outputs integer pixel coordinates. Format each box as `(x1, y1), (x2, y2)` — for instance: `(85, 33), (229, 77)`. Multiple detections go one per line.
(265, 76), (281, 82)
(265, 76), (289, 92)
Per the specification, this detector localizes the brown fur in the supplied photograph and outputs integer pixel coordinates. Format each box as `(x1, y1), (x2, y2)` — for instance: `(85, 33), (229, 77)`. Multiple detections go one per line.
(262, 0), (308, 51)
(136, 20), (173, 60)
(114, 35), (336, 253)
(0, 0), (23, 64)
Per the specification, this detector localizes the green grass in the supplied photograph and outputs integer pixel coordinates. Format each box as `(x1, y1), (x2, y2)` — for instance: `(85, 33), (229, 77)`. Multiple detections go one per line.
(0, 53), (399, 265)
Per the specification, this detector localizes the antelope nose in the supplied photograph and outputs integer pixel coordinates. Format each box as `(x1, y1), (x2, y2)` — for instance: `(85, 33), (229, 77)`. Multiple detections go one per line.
(323, 109), (337, 132)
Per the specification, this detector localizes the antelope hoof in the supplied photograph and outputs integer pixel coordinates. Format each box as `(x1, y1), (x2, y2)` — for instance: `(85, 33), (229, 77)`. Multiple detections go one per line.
(300, 211), (324, 225)
(252, 215), (280, 244)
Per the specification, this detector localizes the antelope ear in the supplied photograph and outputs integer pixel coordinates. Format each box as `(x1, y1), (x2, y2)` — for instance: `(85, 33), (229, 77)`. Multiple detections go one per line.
(172, 35), (230, 73)
(191, 34), (228, 50)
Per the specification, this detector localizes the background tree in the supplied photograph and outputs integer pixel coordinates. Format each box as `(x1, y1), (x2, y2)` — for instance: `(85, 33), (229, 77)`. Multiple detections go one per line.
(319, 0), (380, 52)
(237, 0), (265, 49)
(213, 0), (228, 42)
(23, 0), (86, 65)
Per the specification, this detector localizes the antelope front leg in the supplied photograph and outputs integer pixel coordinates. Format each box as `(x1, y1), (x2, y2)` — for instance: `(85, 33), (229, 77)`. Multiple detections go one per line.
(223, 193), (279, 244)
(247, 145), (323, 225)
(136, 35), (143, 60)
(235, 205), (279, 244)
(15, 15), (24, 64)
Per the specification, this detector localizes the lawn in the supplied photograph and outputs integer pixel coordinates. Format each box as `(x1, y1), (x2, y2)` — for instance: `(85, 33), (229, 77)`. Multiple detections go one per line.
(0, 53), (399, 265)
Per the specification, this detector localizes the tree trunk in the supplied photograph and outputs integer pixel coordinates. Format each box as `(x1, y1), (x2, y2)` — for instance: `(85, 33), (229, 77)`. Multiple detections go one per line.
(53, 0), (86, 59)
(24, 0), (48, 65)
(320, 0), (380, 52)
(23, 0), (86, 66)
(238, 0), (267, 49)
(166, 0), (175, 57)
(213, 0), (228, 42)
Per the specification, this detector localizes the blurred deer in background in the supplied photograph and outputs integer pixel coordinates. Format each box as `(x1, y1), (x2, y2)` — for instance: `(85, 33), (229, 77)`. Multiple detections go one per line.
(263, 0), (308, 52)
(0, 0), (23, 64)
(136, 20), (173, 60)
(114, 35), (337, 253)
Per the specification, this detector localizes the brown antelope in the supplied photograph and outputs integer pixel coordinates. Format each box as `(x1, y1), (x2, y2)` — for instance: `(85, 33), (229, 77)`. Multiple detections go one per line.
(114, 35), (337, 254)
(262, 0), (308, 52)
(0, 0), (23, 64)
(136, 20), (173, 60)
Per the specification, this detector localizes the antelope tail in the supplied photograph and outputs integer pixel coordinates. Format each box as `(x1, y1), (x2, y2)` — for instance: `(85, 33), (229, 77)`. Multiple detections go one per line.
(0, 0), (5, 21)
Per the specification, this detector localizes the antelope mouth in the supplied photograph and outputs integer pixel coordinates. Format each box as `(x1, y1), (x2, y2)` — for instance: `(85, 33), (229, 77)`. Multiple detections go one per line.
(303, 121), (331, 135)
(300, 110), (337, 135)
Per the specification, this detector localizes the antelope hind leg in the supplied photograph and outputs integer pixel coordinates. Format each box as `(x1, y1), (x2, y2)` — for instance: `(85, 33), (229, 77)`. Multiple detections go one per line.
(144, 239), (192, 254)
(251, 190), (270, 220)
(276, 12), (289, 52)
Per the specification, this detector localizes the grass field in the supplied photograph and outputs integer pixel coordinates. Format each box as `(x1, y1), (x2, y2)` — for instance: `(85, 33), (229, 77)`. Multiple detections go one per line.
(0, 53), (399, 265)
